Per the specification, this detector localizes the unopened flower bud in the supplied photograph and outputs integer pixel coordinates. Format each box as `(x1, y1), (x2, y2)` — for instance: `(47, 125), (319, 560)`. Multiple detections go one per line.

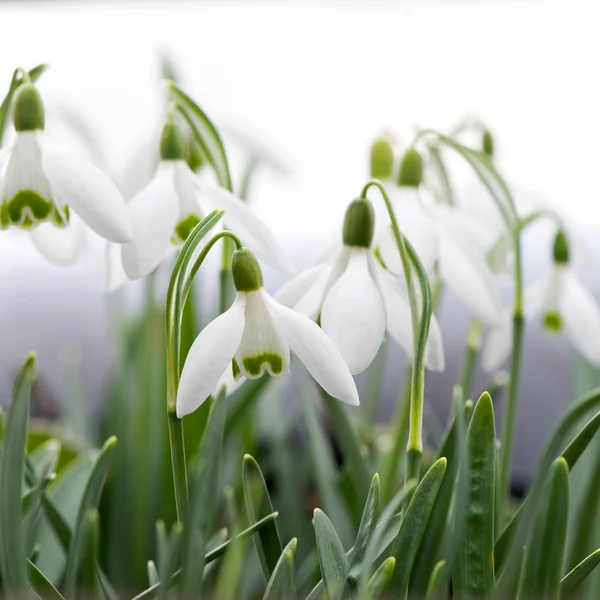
(232, 247), (264, 292)
(482, 130), (494, 157)
(370, 138), (394, 180)
(398, 148), (422, 187)
(160, 121), (187, 161)
(13, 83), (45, 132)
(553, 230), (569, 265)
(343, 197), (375, 248)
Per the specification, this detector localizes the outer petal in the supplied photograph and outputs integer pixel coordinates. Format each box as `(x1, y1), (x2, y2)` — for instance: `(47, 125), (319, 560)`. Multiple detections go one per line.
(274, 262), (329, 310)
(29, 212), (85, 266)
(105, 242), (127, 293)
(372, 259), (445, 371)
(176, 294), (246, 417)
(559, 269), (600, 366)
(320, 248), (386, 375)
(213, 364), (247, 398)
(265, 293), (359, 406)
(42, 144), (132, 243)
(192, 177), (295, 273)
(121, 163), (180, 280)
(437, 222), (503, 326)
(481, 315), (512, 372)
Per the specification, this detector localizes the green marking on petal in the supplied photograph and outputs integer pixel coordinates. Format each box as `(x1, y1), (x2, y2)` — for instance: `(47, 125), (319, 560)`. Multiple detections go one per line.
(7, 190), (53, 227)
(173, 214), (201, 244)
(1, 202), (10, 229)
(232, 357), (242, 381)
(544, 312), (562, 333)
(51, 204), (70, 228)
(242, 353), (284, 378)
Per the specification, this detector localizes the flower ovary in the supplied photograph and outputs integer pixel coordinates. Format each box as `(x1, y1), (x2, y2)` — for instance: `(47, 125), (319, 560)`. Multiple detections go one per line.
(232, 248), (264, 292)
(13, 84), (45, 132)
(343, 197), (375, 248)
(160, 122), (187, 161)
(370, 138), (394, 180)
(398, 148), (422, 187)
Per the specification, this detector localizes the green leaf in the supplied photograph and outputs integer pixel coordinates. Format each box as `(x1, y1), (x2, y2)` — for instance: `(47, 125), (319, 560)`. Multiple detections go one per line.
(96, 565), (119, 600)
(454, 392), (496, 599)
(64, 436), (117, 599)
(387, 457), (447, 599)
(314, 508), (349, 600)
(27, 559), (65, 600)
(343, 473), (380, 598)
(518, 458), (569, 600)
(158, 523), (183, 600)
(167, 81), (233, 190)
(80, 508), (100, 592)
(364, 557), (395, 600)
(180, 388), (227, 597)
(263, 538), (297, 600)
(425, 560), (447, 600)
(560, 549), (600, 597)
(0, 353), (36, 593)
(29, 438), (61, 481)
(242, 453), (283, 582)
(147, 560), (159, 587)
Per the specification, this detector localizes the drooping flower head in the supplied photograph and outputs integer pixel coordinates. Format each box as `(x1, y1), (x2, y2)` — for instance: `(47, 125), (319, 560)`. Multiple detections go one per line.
(176, 246), (358, 417)
(0, 77), (131, 264)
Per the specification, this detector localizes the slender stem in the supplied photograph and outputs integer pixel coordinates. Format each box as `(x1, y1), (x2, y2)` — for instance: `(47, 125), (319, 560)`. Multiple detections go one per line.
(460, 320), (481, 400)
(167, 410), (189, 525)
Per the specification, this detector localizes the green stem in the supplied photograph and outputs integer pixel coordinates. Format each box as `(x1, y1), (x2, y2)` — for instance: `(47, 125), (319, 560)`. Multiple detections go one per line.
(167, 411), (189, 526)
(460, 320), (481, 400)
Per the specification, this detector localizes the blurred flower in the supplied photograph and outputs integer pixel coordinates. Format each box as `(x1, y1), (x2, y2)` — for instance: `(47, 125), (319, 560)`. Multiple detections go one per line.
(118, 120), (294, 282)
(378, 148), (503, 326)
(176, 247), (358, 417)
(275, 197), (445, 375)
(0, 81), (131, 265)
(483, 230), (600, 370)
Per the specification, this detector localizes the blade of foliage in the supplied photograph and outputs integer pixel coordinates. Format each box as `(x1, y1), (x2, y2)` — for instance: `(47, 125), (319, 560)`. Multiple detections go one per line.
(167, 81), (232, 190)
(453, 392), (496, 599)
(80, 508), (100, 592)
(365, 557), (395, 600)
(30, 439), (61, 481)
(387, 458), (447, 598)
(263, 538), (297, 600)
(64, 436), (117, 600)
(425, 560), (447, 600)
(0, 353), (35, 594)
(147, 560), (159, 587)
(180, 388), (227, 597)
(560, 549), (600, 598)
(158, 523), (182, 600)
(518, 458), (569, 600)
(314, 508), (349, 600)
(27, 558), (65, 600)
(343, 473), (380, 598)
(96, 564), (119, 600)
(243, 453), (283, 582)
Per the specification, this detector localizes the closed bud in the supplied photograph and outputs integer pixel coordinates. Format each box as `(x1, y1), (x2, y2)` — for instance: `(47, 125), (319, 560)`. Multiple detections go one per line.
(343, 197), (375, 248)
(398, 148), (422, 187)
(13, 83), (45, 132)
(232, 247), (264, 292)
(370, 138), (394, 180)
(160, 121), (187, 161)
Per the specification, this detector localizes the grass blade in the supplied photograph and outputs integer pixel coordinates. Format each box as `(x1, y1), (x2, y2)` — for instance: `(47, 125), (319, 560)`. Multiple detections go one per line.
(263, 538), (297, 600)
(27, 559), (65, 600)
(425, 560), (447, 600)
(314, 508), (349, 600)
(0, 353), (36, 594)
(365, 557), (395, 600)
(560, 549), (600, 598)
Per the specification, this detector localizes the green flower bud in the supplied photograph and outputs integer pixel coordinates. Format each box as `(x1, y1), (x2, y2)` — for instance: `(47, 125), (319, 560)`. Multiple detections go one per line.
(482, 130), (494, 157)
(187, 137), (205, 172)
(398, 148), (422, 187)
(553, 230), (569, 265)
(160, 121), (187, 161)
(232, 247), (264, 292)
(13, 83), (45, 132)
(370, 138), (394, 180)
(343, 197), (375, 248)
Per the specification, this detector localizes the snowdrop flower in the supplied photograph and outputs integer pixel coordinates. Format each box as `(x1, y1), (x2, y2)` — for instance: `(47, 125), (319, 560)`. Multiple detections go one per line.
(0, 80), (131, 264)
(482, 230), (600, 370)
(378, 147), (503, 326)
(275, 196), (445, 375)
(120, 120), (293, 280)
(176, 247), (358, 417)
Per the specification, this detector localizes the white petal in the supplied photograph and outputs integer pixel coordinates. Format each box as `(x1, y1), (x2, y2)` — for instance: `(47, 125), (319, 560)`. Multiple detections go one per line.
(235, 290), (290, 378)
(42, 143), (132, 243)
(274, 263), (328, 310)
(176, 294), (246, 417)
(29, 212), (85, 266)
(173, 161), (204, 217)
(559, 269), (600, 366)
(321, 248), (386, 375)
(213, 364), (247, 397)
(372, 259), (445, 371)
(105, 242), (127, 293)
(265, 293), (359, 406)
(437, 223), (503, 326)
(481, 315), (512, 372)
(120, 163), (180, 280)
(192, 177), (295, 273)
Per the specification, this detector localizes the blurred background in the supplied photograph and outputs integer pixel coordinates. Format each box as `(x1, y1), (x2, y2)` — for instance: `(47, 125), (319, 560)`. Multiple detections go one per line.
(2, 0), (600, 488)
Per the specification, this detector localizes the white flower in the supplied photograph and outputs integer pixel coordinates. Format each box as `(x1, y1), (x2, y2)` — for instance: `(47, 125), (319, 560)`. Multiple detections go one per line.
(482, 231), (600, 370)
(176, 248), (358, 417)
(0, 83), (131, 265)
(120, 121), (294, 281)
(377, 149), (503, 326)
(275, 198), (445, 375)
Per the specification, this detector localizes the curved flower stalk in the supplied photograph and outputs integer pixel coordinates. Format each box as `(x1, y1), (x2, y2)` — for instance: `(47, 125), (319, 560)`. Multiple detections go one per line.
(377, 147), (503, 326)
(483, 230), (600, 370)
(117, 118), (293, 282)
(275, 196), (445, 375)
(0, 73), (131, 265)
